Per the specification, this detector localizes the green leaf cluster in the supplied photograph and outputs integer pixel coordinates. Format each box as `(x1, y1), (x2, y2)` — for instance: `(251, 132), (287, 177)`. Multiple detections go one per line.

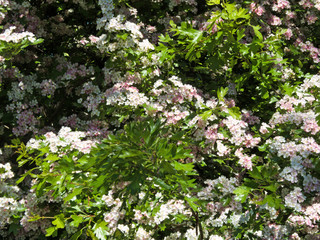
(156, 1), (300, 121)
(16, 119), (200, 239)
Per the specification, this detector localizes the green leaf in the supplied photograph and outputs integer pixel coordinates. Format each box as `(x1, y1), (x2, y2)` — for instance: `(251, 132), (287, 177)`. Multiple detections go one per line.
(234, 186), (251, 203)
(258, 144), (267, 151)
(282, 83), (295, 96)
(119, 150), (143, 158)
(8, 223), (20, 235)
(70, 229), (83, 240)
(228, 107), (241, 119)
(87, 229), (98, 240)
(127, 174), (142, 195)
(264, 185), (277, 193)
(251, 25), (263, 41)
(171, 130), (185, 141)
(260, 194), (276, 208)
(199, 110), (213, 121)
(16, 167), (38, 184)
(185, 31), (203, 61)
(154, 177), (171, 190)
(52, 214), (65, 229)
(46, 227), (57, 237)
(207, 0), (220, 5)
(64, 188), (82, 203)
(175, 214), (188, 223)
(173, 161), (194, 172)
(32, 38), (44, 45)
(45, 154), (60, 161)
(35, 178), (47, 196)
(249, 167), (263, 180)
(217, 87), (229, 102)
(185, 197), (199, 212)
(70, 215), (84, 228)
(260, 87), (269, 99)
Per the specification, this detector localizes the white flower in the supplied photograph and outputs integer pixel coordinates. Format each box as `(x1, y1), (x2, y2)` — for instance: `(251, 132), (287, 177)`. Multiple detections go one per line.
(138, 39), (154, 52)
(117, 224), (129, 235)
(209, 235), (224, 240)
(138, 192), (145, 200)
(185, 228), (199, 240)
(135, 227), (153, 240)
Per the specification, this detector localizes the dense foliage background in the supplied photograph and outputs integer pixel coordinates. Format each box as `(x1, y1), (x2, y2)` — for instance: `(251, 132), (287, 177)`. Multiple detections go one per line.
(1, 0), (320, 239)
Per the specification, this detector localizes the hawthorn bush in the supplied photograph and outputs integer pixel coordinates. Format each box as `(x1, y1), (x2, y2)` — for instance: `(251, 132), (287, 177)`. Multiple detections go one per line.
(1, 0), (320, 239)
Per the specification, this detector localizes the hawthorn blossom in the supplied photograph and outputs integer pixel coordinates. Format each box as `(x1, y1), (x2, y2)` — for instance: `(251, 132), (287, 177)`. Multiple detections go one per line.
(235, 148), (254, 170)
(268, 15), (282, 26)
(285, 187), (306, 212)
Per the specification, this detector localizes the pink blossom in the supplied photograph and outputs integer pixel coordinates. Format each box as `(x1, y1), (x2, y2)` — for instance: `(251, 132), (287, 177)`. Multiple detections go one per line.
(250, 3), (265, 16)
(205, 124), (219, 141)
(235, 148), (253, 170)
(302, 119), (320, 134)
(272, 0), (290, 12)
(290, 233), (301, 240)
(305, 13), (318, 24)
(89, 35), (99, 43)
(284, 28), (293, 40)
(268, 15), (282, 26)
(259, 122), (271, 134)
(299, 0), (313, 9)
(243, 135), (260, 148)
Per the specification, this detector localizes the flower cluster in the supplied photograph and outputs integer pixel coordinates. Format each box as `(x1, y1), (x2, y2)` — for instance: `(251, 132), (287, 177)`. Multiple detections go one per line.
(1, 0), (320, 239)
(97, 0), (114, 30)
(247, 0), (320, 63)
(0, 26), (36, 43)
(0, 162), (21, 230)
(27, 127), (97, 154)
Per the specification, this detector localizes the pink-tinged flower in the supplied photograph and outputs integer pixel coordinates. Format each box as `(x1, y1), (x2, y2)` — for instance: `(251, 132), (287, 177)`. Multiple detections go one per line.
(235, 148), (253, 170)
(277, 96), (295, 112)
(290, 233), (301, 240)
(302, 119), (320, 134)
(71, 140), (96, 154)
(0, 12), (5, 24)
(164, 107), (189, 125)
(299, 0), (313, 9)
(146, 25), (157, 33)
(272, 0), (291, 12)
(268, 15), (282, 26)
(243, 135), (260, 148)
(255, 5), (265, 16)
(284, 28), (293, 40)
(305, 203), (320, 223)
(216, 140), (231, 156)
(13, 110), (39, 136)
(205, 124), (219, 141)
(288, 215), (305, 225)
(259, 122), (271, 134)
(225, 98), (236, 108)
(285, 10), (296, 20)
(89, 35), (99, 43)
(306, 13), (318, 24)
(250, 2), (265, 16)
